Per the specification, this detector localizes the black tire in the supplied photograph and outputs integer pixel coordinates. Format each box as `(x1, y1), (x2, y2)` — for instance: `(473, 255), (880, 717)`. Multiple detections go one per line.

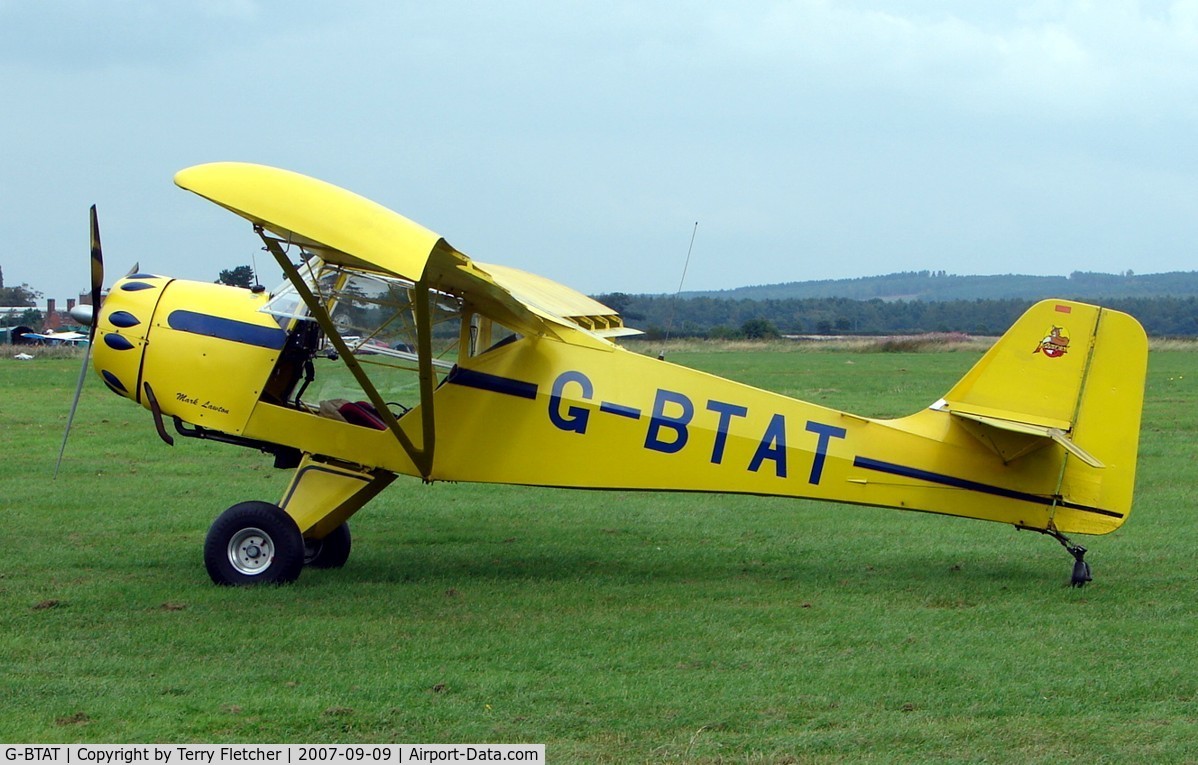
(304, 523), (352, 569)
(204, 501), (304, 586)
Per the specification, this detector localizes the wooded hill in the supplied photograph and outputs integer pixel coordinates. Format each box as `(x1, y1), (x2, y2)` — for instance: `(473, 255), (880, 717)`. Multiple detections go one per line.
(683, 270), (1198, 302)
(598, 271), (1198, 338)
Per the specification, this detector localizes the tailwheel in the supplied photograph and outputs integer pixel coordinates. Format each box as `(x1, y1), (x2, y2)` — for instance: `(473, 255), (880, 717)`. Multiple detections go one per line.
(1034, 527), (1093, 588)
(304, 523), (352, 569)
(1071, 556), (1093, 588)
(204, 501), (305, 586)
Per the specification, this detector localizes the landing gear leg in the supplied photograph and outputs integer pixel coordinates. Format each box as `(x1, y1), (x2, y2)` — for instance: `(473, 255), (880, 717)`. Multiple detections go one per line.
(277, 455), (395, 573)
(1040, 528), (1092, 587)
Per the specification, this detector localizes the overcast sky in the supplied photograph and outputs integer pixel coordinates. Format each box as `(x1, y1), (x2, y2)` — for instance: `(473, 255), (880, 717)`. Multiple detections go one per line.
(3, 1), (1198, 303)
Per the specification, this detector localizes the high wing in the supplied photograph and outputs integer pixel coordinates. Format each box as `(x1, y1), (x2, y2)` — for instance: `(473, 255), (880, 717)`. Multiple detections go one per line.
(174, 162), (638, 477)
(173, 162), (637, 345)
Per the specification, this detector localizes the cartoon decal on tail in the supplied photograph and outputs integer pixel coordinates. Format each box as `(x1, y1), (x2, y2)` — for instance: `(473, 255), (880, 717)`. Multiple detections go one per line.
(1035, 325), (1071, 358)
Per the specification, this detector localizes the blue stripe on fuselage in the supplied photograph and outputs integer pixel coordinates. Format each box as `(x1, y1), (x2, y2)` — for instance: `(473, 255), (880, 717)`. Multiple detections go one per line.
(166, 310), (287, 350)
(445, 367), (539, 399)
(852, 456), (1123, 519)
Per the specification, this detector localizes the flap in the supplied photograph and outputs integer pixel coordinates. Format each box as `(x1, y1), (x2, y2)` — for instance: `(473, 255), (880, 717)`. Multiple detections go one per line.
(474, 262), (641, 339)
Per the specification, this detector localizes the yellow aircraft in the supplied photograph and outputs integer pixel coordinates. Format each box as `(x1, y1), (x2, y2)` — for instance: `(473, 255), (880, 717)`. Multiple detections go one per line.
(64, 163), (1147, 587)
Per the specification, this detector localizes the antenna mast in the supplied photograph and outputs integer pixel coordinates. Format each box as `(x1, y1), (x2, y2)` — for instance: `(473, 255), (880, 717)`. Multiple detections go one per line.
(659, 221), (699, 360)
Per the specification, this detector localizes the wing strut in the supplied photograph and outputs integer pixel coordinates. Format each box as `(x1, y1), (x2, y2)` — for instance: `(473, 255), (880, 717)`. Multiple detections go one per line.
(261, 232), (436, 478)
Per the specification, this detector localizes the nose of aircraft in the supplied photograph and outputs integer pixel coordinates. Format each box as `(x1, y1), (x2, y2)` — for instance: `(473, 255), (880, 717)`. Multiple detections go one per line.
(91, 274), (172, 403)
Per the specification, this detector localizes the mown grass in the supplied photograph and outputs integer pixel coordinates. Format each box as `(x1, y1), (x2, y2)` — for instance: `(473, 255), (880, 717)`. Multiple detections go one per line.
(2, 344), (1196, 762)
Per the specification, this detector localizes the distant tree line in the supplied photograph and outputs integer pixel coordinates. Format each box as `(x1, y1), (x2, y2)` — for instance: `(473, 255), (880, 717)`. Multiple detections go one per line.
(598, 293), (1198, 338)
(0, 265), (42, 307)
(201, 263), (1198, 338)
(685, 270), (1198, 303)
(0, 265), (44, 327)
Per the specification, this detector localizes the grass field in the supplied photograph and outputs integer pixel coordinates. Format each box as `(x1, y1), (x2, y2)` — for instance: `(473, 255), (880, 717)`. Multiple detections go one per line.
(2, 343), (1196, 762)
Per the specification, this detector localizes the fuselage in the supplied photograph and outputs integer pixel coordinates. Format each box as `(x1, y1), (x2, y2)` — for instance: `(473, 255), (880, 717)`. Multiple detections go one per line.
(91, 274), (1136, 538)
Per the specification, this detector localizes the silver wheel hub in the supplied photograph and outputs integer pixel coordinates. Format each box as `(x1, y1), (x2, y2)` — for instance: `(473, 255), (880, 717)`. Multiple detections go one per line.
(228, 527), (274, 576)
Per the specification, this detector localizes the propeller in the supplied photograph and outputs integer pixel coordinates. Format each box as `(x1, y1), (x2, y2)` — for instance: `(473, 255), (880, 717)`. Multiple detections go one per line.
(53, 206), (104, 479)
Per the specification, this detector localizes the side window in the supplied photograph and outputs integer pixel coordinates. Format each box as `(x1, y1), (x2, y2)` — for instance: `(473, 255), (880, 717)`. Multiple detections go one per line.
(466, 313), (521, 357)
(260, 260), (463, 413)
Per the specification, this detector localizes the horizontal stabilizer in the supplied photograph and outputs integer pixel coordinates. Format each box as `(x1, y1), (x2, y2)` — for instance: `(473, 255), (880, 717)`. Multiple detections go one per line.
(948, 409), (1104, 468)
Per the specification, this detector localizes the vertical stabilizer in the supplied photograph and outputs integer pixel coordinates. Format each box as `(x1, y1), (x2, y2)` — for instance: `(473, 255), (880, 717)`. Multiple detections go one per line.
(939, 300), (1147, 534)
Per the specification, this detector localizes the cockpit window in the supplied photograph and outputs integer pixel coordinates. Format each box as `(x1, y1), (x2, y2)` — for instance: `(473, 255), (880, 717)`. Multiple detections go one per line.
(261, 256), (463, 373)
(258, 254), (530, 418)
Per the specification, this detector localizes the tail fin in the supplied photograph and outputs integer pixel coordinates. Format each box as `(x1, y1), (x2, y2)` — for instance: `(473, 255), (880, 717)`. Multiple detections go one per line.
(937, 300), (1147, 534)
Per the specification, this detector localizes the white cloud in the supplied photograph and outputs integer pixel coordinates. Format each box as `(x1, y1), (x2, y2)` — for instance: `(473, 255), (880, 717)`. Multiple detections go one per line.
(5, 1), (1198, 300)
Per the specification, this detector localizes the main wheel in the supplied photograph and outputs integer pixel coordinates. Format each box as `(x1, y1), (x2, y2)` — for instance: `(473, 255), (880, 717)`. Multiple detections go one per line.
(204, 501), (304, 586)
(304, 523), (352, 569)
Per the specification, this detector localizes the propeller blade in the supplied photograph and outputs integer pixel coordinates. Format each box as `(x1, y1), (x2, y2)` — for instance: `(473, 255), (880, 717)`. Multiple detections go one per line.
(88, 204), (104, 344)
(55, 205), (105, 478)
(53, 343), (92, 479)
